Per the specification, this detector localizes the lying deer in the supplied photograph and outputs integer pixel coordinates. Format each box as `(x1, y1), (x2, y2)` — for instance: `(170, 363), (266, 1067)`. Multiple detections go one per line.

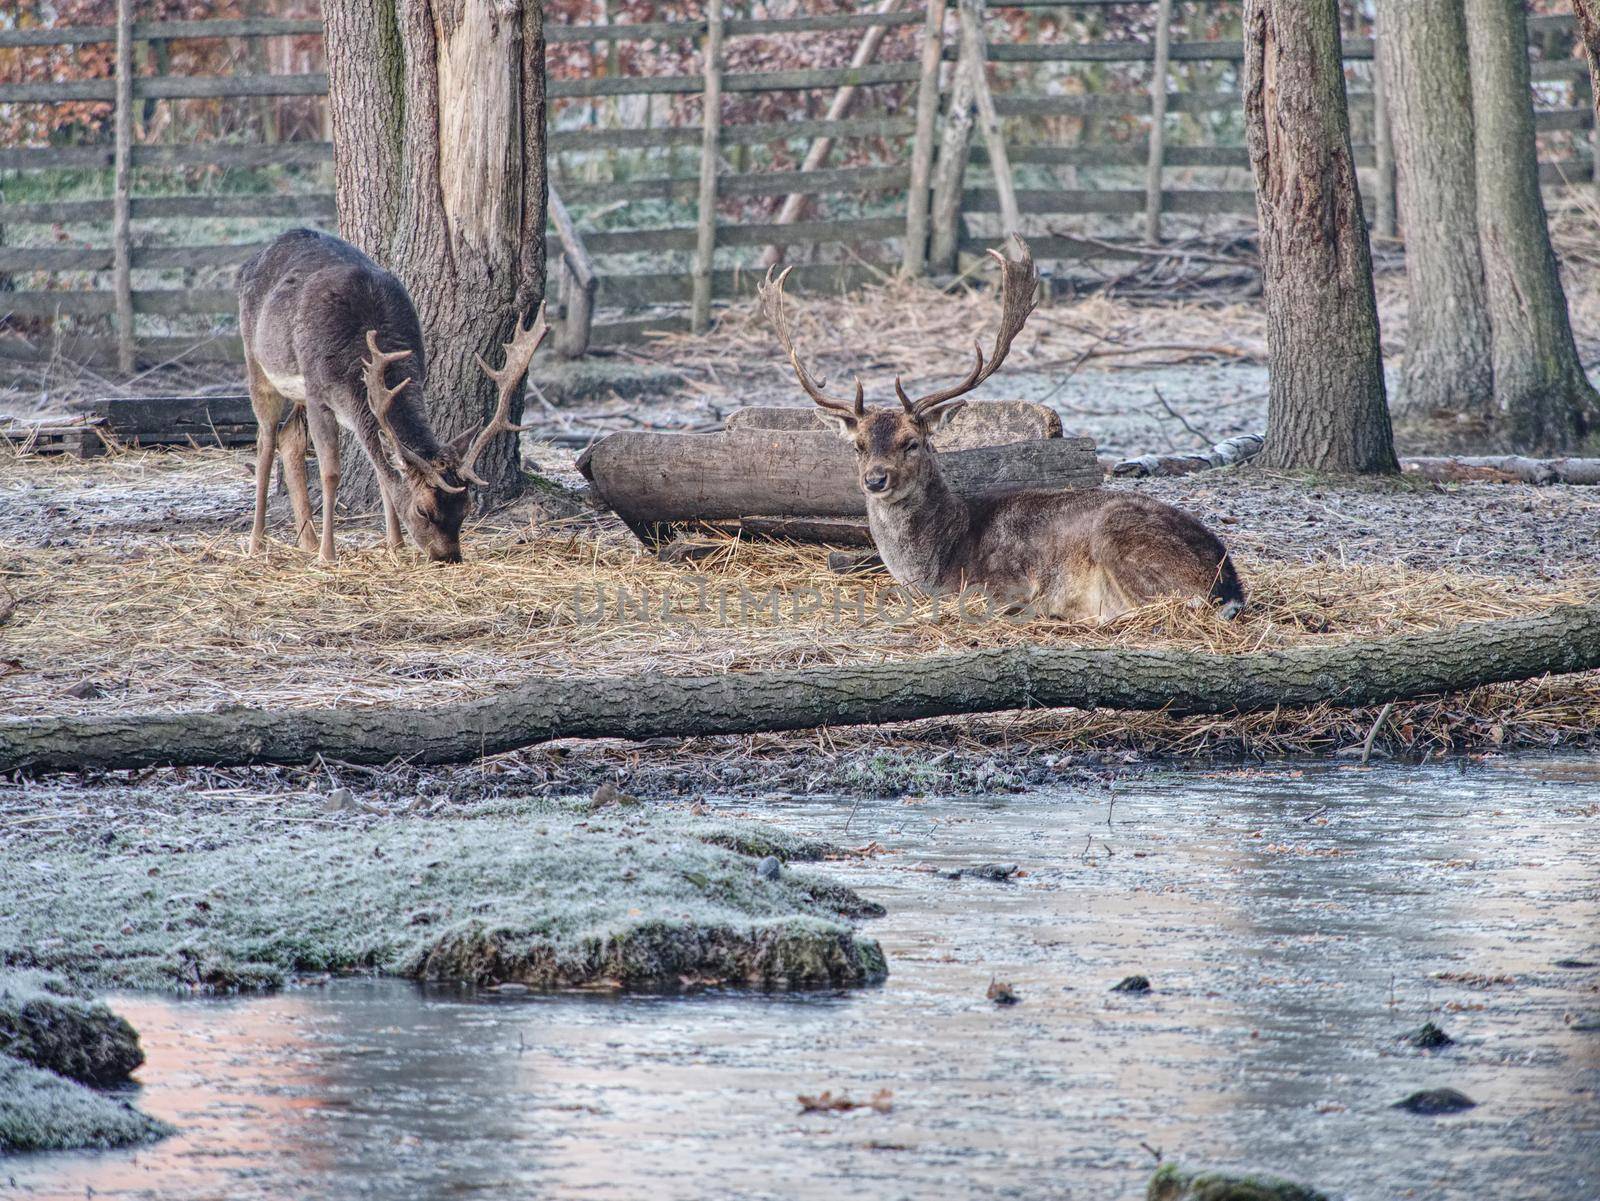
(237, 228), (540, 564)
(757, 237), (1245, 621)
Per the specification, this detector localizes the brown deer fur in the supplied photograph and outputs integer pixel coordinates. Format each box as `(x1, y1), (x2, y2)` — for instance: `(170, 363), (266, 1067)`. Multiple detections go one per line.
(237, 228), (539, 564)
(759, 238), (1245, 621)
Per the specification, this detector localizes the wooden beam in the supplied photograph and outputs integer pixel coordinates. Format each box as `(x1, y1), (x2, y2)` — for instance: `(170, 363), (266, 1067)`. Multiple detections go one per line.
(692, 1), (725, 334)
(903, 0), (949, 276)
(112, 0), (134, 375)
(1143, 0), (1173, 242)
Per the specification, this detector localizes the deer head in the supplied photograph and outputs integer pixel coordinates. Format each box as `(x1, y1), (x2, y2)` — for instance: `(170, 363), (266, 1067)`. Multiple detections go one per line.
(361, 304), (544, 563)
(758, 237), (1038, 504)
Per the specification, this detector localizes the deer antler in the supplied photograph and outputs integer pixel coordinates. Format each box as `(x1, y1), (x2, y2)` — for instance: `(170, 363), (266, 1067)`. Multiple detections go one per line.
(460, 304), (545, 486)
(362, 330), (464, 494)
(895, 235), (1039, 420)
(757, 265), (865, 422)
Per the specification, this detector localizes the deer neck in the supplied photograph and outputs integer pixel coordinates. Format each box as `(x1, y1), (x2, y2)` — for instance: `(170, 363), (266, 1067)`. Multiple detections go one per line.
(864, 466), (970, 591)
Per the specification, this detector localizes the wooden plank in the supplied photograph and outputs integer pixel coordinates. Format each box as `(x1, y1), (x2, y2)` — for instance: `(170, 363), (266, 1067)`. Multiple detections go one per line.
(1144, 0), (1174, 242)
(692, 1), (725, 334)
(930, 25), (977, 270)
(962, 187), (1258, 215)
(596, 262), (893, 308)
(558, 166), (909, 204)
(0, 421), (105, 459)
(581, 428), (1101, 526)
(112, 0), (134, 374)
(588, 316), (693, 346)
(0, 193), (337, 224)
(0, 74), (328, 104)
(725, 400), (1062, 449)
(548, 61), (921, 101)
(548, 182), (596, 359)
(0, 18), (321, 47)
(551, 116), (915, 151)
(582, 217), (902, 254)
(70, 393), (256, 445)
(903, 0), (949, 275)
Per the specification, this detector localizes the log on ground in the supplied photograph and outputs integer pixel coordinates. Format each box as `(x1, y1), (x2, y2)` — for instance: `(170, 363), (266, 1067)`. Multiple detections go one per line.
(3, 602), (1598, 774)
(578, 427), (1100, 526)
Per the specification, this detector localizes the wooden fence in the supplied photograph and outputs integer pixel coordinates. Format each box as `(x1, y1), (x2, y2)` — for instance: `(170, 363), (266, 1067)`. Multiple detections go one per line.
(0, 2), (1595, 370)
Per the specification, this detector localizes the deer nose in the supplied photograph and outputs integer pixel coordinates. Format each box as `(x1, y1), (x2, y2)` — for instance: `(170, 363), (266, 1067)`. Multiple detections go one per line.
(864, 468), (890, 493)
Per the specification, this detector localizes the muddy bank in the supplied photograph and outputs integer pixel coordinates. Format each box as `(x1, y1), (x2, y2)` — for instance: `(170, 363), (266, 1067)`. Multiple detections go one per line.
(0, 793), (885, 994)
(0, 971), (169, 1154)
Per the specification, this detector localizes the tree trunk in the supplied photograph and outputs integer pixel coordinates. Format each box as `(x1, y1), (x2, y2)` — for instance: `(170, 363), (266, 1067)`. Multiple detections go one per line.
(1576, 0), (1600, 123)
(4, 602), (1598, 774)
(1243, 0), (1397, 474)
(1375, 0), (1494, 422)
(324, 0), (548, 509)
(1464, 0), (1600, 452)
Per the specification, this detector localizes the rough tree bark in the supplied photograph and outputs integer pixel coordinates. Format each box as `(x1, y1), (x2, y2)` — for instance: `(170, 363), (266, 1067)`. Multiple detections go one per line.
(1243, 0), (1397, 474)
(4, 602), (1599, 773)
(1576, 0), (1600, 118)
(1375, 0), (1494, 423)
(323, 0), (548, 509)
(1464, 0), (1600, 452)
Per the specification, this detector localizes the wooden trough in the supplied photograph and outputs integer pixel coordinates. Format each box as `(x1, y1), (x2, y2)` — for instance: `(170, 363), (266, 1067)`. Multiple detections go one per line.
(0, 417), (107, 459)
(579, 400), (1100, 545)
(68, 393), (257, 448)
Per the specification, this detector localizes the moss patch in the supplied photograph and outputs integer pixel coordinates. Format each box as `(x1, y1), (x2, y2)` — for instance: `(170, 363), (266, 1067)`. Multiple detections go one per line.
(0, 1055), (172, 1154)
(1147, 1164), (1333, 1201)
(0, 970), (144, 1085)
(0, 799), (886, 993)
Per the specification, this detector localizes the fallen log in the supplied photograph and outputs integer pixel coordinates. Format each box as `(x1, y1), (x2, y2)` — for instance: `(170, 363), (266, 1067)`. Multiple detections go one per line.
(578, 428), (1100, 530)
(725, 400), (1062, 450)
(1399, 455), (1600, 485)
(1112, 433), (1264, 478)
(4, 601), (1598, 774)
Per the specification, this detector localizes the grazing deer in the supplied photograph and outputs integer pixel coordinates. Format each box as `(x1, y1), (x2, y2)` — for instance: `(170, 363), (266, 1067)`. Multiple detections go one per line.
(758, 237), (1245, 621)
(236, 228), (540, 564)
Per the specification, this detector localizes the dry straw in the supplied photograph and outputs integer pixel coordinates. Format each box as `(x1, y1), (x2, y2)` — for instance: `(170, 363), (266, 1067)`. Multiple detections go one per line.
(4, 496), (1598, 759)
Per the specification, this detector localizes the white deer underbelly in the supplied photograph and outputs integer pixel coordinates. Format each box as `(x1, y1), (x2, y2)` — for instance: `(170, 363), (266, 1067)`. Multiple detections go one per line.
(261, 369), (309, 403)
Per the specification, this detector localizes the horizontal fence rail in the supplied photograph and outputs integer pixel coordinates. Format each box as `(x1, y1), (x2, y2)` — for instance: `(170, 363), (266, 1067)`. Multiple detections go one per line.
(0, 5), (1593, 368)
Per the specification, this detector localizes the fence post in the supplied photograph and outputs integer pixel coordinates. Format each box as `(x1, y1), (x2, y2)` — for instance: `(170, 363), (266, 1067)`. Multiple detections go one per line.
(959, 0), (1020, 242)
(902, 0), (948, 277)
(692, 1), (724, 335)
(1143, 0), (1172, 243)
(113, 0), (135, 373)
(1371, 18), (1396, 239)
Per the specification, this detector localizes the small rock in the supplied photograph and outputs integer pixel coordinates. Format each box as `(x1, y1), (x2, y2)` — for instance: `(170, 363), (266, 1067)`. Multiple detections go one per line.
(1554, 958), (1597, 969)
(943, 863), (1019, 881)
(987, 978), (1020, 1006)
(756, 856), (782, 881)
(1566, 1011), (1600, 1032)
(1401, 1021), (1454, 1049)
(62, 679), (105, 700)
(590, 780), (641, 811)
(323, 787), (355, 813)
(1392, 1087), (1477, 1114)
(1112, 974), (1152, 993)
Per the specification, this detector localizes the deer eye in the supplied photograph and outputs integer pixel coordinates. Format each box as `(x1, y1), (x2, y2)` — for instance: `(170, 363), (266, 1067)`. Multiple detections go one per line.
(903, 439), (921, 452)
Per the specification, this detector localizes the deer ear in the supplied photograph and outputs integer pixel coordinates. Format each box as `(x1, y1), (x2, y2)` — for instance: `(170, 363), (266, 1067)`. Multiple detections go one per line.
(925, 400), (967, 432)
(816, 410), (858, 439)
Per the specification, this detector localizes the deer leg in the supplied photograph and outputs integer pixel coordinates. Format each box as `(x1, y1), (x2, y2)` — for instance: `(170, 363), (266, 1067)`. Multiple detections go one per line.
(277, 407), (318, 553)
(244, 360), (285, 557)
(305, 402), (343, 565)
(248, 425), (278, 556)
(381, 488), (403, 550)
